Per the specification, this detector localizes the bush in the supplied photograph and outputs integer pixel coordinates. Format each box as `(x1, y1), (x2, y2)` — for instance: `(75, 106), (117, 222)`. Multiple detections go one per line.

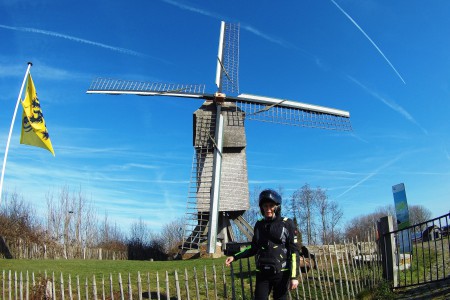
(357, 280), (396, 300)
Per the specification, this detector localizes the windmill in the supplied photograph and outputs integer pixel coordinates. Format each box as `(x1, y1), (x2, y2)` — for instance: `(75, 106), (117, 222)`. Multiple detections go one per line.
(87, 21), (351, 256)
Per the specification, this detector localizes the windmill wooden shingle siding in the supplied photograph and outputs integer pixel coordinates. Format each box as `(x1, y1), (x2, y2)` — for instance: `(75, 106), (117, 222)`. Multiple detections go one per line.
(193, 101), (249, 212)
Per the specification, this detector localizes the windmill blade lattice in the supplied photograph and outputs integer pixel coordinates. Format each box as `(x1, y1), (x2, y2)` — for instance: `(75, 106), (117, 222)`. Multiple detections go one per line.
(88, 78), (207, 97)
(216, 22), (240, 94)
(235, 101), (352, 130)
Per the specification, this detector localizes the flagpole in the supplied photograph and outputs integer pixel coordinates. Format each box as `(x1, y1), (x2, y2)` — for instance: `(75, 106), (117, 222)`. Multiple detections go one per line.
(0, 62), (32, 206)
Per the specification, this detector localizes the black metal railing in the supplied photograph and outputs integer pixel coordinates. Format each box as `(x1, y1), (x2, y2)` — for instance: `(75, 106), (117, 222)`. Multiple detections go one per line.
(380, 212), (450, 289)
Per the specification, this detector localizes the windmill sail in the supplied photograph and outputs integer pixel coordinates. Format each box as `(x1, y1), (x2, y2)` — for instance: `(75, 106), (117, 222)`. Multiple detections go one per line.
(216, 22), (239, 94)
(87, 78), (207, 98)
(234, 93), (351, 131)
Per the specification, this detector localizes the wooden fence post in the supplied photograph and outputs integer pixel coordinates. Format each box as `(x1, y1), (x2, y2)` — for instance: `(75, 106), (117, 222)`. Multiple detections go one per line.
(127, 273), (132, 300)
(156, 272), (161, 300)
(193, 267), (200, 300)
(212, 265), (218, 300)
(93, 275), (98, 300)
(101, 275), (105, 300)
(19, 272), (23, 300)
(68, 274), (73, 300)
(340, 244), (350, 298)
(26, 271), (29, 300)
(146, 272), (151, 300)
(60, 272), (65, 300)
(184, 268), (190, 300)
(314, 249), (324, 300)
(2, 269), (5, 300)
(317, 252), (329, 300)
(137, 272), (142, 300)
(85, 276), (89, 300)
(343, 241), (355, 298)
(15, 271), (18, 300)
(109, 274), (114, 300)
(77, 275), (81, 300)
(202, 266), (209, 300)
(174, 270), (181, 300)
(377, 215), (397, 287)
(52, 272), (56, 300)
(164, 271), (170, 300)
(307, 250), (318, 300)
(118, 273), (124, 300)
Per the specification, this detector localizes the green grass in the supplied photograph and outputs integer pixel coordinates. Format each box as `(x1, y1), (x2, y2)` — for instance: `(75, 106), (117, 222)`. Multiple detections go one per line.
(397, 236), (449, 286)
(1, 258), (233, 299)
(0, 256), (387, 299)
(0, 257), (222, 278)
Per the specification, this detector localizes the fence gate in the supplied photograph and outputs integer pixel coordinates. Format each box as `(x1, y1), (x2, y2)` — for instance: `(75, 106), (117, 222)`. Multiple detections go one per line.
(378, 212), (450, 289)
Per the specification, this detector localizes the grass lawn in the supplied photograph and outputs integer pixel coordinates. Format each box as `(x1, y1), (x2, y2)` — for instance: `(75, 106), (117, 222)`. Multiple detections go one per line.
(0, 257), (227, 278)
(0, 257), (245, 299)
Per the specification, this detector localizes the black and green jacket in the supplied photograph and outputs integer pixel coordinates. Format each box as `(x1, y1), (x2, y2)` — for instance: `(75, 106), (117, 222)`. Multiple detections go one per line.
(233, 215), (300, 279)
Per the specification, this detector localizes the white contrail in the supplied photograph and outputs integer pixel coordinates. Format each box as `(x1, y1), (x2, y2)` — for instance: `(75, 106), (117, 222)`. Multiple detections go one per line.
(337, 154), (404, 198)
(160, 0), (297, 50)
(348, 76), (428, 134)
(330, 0), (406, 84)
(0, 24), (146, 57)
(240, 25), (298, 50)
(161, 0), (225, 20)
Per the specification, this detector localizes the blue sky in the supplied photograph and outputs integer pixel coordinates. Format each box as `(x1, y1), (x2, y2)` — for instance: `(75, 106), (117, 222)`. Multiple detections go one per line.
(1, 0), (449, 233)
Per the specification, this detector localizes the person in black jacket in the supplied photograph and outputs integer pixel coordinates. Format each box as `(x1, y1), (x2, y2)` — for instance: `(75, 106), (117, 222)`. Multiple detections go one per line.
(225, 189), (300, 300)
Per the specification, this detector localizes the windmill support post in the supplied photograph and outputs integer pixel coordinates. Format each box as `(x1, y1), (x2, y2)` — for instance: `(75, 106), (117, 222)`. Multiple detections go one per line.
(207, 104), (224, 254)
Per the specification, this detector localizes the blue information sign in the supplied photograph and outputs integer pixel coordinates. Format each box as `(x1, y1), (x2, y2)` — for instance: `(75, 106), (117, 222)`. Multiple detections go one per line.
(392, 183), (411, 253)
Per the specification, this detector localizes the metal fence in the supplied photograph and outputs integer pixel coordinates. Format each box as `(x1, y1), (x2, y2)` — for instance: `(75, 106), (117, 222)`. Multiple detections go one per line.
(377, 212), (450, 289)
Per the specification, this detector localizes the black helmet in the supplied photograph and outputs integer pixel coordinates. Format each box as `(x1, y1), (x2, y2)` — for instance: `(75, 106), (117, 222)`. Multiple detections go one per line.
(259, 189), (282, 216)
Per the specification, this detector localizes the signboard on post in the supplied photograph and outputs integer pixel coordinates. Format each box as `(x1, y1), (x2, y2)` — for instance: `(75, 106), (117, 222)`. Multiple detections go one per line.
(392, 183), (411, 253)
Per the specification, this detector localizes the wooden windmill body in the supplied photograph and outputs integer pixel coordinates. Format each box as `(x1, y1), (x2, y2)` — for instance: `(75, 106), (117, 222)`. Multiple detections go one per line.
(87, 21), (351, 256)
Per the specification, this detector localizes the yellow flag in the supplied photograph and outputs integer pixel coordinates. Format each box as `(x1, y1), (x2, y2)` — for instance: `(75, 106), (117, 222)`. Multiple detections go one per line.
(20, 74), (55, 156)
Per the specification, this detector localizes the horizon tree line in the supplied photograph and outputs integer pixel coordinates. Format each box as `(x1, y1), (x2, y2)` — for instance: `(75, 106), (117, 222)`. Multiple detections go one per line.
(0, 184), (435, 259)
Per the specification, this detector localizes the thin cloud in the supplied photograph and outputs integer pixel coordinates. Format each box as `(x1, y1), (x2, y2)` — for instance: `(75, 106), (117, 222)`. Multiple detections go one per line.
(0, 24), (147, 58)
(330, 0), (406, 84)
(240, 25), (299, 50)
(160, 0), (297, 50)
(348, 76), (428, 134)
(337, 153), (404, 198)
(161, 0), (225, 19)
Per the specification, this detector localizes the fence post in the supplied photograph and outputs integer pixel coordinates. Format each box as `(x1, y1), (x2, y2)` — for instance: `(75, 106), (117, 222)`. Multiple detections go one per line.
(377, 215), (397, 287)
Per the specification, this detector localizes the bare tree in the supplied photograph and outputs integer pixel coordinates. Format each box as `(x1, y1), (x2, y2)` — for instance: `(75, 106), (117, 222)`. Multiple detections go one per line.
(1, 191), (41, 241)
(344, 209), (388, 240)
(409, 205), (432, 226)
(160, 217), (184, 256)
(315, 187), (329, 244)
(129, 217), (150, 246)
(328, 200), (343, 243)
(97, 212), (126, 254)
(292, 184), (316, 245)
(242, 185), (262, 227)
(46, 186), (99, 257)
(307, 187), (344, 244)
